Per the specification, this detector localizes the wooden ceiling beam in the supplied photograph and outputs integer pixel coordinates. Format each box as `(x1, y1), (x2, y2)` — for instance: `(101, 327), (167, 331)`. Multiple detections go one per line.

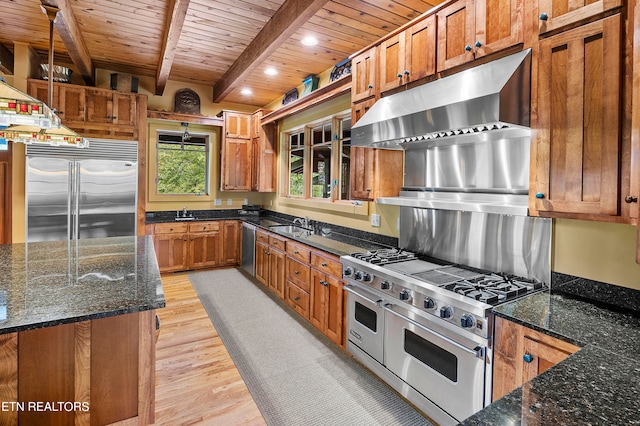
(0, 44), (14, 75)
(41, 0), (95, 85)
(156, 0), (191, 96)
(212, 0), (329, 103)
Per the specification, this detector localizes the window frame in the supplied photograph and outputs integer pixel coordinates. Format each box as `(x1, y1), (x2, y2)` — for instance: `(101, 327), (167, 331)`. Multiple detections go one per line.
(148, 123), (217, 203)
(281, 110), (352, 204)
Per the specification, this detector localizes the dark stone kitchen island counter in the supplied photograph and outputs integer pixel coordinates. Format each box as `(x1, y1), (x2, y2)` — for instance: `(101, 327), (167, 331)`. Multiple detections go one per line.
(461, 290), (640, 425)
(0, 236), (164, 425)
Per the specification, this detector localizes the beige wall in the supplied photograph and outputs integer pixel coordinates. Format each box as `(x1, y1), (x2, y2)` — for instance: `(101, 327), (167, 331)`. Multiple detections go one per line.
(553, 219), (640, 290)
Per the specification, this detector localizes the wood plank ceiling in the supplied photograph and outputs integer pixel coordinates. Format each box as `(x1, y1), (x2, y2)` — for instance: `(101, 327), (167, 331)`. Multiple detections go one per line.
(0, 0), (444, 107)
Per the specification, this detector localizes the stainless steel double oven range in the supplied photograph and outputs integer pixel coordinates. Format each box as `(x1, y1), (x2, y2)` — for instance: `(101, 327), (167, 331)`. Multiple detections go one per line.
(342, 248), (545, 424)
(342, 49), (553, 424)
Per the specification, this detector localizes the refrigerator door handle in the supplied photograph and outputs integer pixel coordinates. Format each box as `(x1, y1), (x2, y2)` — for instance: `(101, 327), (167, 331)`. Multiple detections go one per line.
(74, 161), (81, 240)
(68, 162), (74, 240)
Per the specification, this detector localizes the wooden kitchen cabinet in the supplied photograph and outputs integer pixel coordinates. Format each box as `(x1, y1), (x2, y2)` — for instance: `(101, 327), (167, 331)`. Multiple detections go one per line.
(250, 110), (277, 192)
(350, 146), (404, 201)
(492, 316), (580, 401)
(224, 111), (251, 139)
(221, 220), (241, 265)
(378, 15), (436, 93)
(153, 223), (189, 273)
(537, 0), (622, 35)
(188, 222), (222, 269)
(533, 14), (622, 217)
(285, 256), (311, 319)
(255, 230), (286, 299)
(436, 0), (524, 71)
(152, 220), (241, 273)
(309, 252), (344, 347)
(351, 47), (378, 103)
(27, 79), (140, 140)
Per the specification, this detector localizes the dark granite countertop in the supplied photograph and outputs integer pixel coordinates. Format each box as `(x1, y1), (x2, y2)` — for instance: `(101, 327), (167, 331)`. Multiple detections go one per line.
(146, 210), (393, 257)
(0, 236), (165, 335)
(461, 290), (640, 425)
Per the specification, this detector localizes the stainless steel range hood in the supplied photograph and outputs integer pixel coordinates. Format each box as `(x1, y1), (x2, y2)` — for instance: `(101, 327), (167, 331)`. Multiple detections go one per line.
(354, 49), (533, 216)
(351, 49), (531, 149)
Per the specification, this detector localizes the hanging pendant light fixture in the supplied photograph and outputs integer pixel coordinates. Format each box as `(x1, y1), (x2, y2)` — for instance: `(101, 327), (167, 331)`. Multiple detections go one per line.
(0, 5), (88, 148)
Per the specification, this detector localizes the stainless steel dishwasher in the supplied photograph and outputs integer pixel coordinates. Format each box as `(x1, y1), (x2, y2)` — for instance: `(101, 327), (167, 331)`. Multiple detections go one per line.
(241, 222), (256, 276)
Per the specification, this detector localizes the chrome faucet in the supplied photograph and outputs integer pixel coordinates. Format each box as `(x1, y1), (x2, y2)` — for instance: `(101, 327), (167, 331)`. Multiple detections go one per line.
(292, 216), (310, 229)
(183, 207), (188, 217)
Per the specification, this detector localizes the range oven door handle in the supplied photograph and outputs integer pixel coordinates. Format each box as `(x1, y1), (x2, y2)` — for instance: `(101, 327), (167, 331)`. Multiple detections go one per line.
(383, 304), (485, 359)
(343, 284), (383, 305)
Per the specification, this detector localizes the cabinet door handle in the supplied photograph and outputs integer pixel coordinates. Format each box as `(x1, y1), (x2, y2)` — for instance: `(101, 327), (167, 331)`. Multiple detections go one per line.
(535, 193), (545, 199)
(294, 270), (300, 275)
(624, 195), (638, 203)
(539, 12), (549, 21)
(523, 353), (534, 363)
(294, 296), (300, 301)
(403, 70), (409, 75)
(367, 84), (373, 89)
(397, 72), (403, 78)
(465, 45), (472, 52)
(294, 250), (299, 254)
(474, 41), (482, 48)
(321, 262), (327, 267)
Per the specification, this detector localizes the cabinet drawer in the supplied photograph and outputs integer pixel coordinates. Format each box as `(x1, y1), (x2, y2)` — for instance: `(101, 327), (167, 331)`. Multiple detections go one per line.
(286, 281), (310, 319)
(269, 234), (287, 250)
(189, 221), (220, 233)
(286, 241), (311, 263)
(154, 222), (188, 234)
(286, 257), (310, 292)
(256, 229), (270, 244)
(310, 252), (342, 278)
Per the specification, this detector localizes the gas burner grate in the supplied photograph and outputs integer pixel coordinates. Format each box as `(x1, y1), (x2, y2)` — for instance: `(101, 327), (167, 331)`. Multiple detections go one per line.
(351, 249), (416, 265)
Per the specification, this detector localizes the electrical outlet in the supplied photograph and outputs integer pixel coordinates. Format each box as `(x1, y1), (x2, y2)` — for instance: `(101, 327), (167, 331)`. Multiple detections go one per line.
(214, 199), (222, 206)
(227, 199), (233, 206)
(397, 217), (400, 230)
(244, 198), (248, 205)
(371, 214), (381, 227)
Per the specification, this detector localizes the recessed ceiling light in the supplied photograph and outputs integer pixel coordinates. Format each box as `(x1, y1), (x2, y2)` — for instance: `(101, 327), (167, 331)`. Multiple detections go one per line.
(264, 67), (278, 76)
(301, 36), (318, 46)
(240, 88), (252, 95)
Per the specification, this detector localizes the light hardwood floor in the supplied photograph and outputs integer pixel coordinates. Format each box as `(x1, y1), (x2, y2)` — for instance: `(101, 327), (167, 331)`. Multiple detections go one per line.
(152, 272), (266, 426)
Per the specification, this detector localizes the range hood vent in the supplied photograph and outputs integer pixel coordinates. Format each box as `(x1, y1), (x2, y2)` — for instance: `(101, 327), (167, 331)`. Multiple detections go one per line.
(351, 49), (531, 149)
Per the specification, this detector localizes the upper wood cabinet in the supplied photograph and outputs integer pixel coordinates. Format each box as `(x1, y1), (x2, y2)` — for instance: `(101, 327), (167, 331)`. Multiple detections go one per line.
(436, 0), (524, 71)
(224, 111), (251, 139)
(350, 146), (404, 201)
(222, 110), (276, 192)
(533, 14), (622, 217)
(493, 316), (579, 401)
(378, 15), (436, 93)
(27, 80), (140, 140)
(251, 110), (277, 192)
(537, 0), (623, 35)
(86, 89), (136, 126)
(351, 47), (378, 102)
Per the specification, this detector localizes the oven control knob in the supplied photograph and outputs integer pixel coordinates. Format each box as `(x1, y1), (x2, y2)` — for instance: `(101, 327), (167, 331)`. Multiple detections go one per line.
(460, 314), (475, 328)
(439, 306), (453, 319)
(423, 298), (435, 309)
(344, 267), (353, 277)
(380, 280), (391, 290)
(354, 271), (363, 280)
(362, 272), (373, 282)
(399, 289), (411, 301)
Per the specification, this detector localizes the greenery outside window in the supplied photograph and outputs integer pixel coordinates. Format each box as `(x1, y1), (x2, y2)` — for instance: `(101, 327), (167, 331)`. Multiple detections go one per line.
(156, 132), (209, 195)
(311, 123), (332, 199)
(283, 111), (351, 202)
(288, 130), (305, 197)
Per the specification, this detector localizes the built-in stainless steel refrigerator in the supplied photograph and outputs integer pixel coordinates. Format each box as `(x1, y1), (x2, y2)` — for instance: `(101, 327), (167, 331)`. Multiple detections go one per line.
(26, 139), (138, 242)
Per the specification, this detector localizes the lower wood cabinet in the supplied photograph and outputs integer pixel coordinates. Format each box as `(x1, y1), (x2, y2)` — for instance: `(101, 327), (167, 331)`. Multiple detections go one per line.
(1, 311), (156, 425)
(151, 220), (240, 273)
(257, 232), (345, 348)
(255, 230), (286, 298)
(492, 316), (580, 401)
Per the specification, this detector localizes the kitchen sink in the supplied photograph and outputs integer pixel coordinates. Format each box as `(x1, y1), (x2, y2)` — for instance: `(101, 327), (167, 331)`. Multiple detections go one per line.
(270, 225), (313, 236)
(174, 217), (197, 221)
